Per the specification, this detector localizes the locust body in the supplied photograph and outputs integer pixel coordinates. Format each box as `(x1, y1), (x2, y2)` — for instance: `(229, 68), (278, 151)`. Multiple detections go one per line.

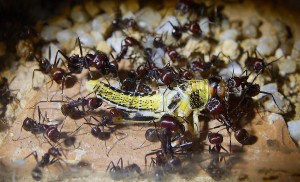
(86, 79), (219, 137)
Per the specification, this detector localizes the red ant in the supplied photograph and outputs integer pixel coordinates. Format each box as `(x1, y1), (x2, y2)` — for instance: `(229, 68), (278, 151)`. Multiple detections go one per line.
(106, 158), (141, 181)
(14, 106), (61, 143)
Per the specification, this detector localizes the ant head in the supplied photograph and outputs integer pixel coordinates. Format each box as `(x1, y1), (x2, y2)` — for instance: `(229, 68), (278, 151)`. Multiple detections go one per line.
(22, 117), (36, 131)
(61, 104), (72, 116)
(38, 57), (50, 67)
(208, 76), (226, 100)
(87, 98), (103, 110)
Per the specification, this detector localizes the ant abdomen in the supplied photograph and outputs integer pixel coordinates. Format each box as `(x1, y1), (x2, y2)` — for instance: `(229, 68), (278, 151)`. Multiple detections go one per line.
(45, 126), (60, 143)
(50, 67), (66, 84)
(208, 133), (223, 145)
(32, 167), (43, 181)
(86, 98), (102, 110)
(165, 157), (182, 173)
(234, 128), (250, 145)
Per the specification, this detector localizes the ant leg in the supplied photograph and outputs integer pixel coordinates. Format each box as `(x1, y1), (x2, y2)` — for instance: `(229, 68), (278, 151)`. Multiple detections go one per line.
(106, 132), (128, 156)
(260, 91), (284, 112)
(106, 161), (116, 172)
(24, 151), (39, 163)
(32, 69), (42, 89)
(118, 157), (123, 169)
(12, 125), (24, 141)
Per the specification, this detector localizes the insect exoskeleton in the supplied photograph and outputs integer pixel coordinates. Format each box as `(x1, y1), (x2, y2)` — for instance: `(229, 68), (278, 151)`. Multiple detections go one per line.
(86, 79), (225, 137)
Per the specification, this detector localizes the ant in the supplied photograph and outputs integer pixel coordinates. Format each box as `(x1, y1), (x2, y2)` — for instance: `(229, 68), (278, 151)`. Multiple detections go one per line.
(168, 20), (202, 41)
(23, 138), (67, 181)
(226, 71), (284, 113)
(159, 114), (185, 135)
(115, 36), (143, 62)
(176, 0), (209, 16)
(104, 7), (139, 39)
(208, 132), (229, 154)
(60, 94), (103, 120)
(244, 51), (280, 75)
(106, 158), (141, 181)
(138, 115), (185, 149)
(14, 106), (61, 143)
(34, 92), (103, 120)
(80, 115), (113, 140)
(189, 52), (226, 77)
(32, 46), (71, 91)
(148, 151), (182, 181)
(0, 77), (19, 119)
(57, 37), (117, 77)
(205, 96), (252, 146)
(151, 34), (184, 63)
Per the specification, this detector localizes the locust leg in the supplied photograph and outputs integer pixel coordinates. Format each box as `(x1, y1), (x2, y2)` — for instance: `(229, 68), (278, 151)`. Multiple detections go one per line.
(193, 110), (200, 138)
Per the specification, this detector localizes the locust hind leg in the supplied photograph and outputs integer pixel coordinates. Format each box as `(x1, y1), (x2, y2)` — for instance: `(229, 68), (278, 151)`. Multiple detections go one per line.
(192, 110), (200, 138)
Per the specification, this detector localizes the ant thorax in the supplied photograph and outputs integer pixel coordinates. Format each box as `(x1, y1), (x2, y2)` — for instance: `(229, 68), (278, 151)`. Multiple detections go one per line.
(86, 79), (210, 121)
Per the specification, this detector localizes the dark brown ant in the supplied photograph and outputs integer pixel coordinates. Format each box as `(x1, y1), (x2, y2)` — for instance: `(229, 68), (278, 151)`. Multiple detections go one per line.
(200, 149), (229, 181)
(160, 114), (185, 134)
(139, 114), (185, 149)
(0, 77), (19, 119)
(226, 72), (284, 113)
(244, 51), (280, 74)
(145, 130), (183, 179)
(168, 20), (202, 41)
(206, 96), (252, 146)
(106, 157), (141, 181)
(73, 114), (113, 140)
(120, 69), (153, 93)
(23, 139), (66, 181)
(208, 132), (229, 154)
(189, 52), (226, 76)
(14, 106), (61, 143)
(104, 8), (139, 39)
(176, 0), (209, 16)
(60, 95), (103, 119)
(32, 45), (71, 90)
(115, 36), (143, 62)
(56, 37), (117, 77)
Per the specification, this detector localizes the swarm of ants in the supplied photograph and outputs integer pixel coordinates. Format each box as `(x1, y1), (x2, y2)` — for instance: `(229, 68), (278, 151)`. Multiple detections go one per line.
(2, 0), (293, 181)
